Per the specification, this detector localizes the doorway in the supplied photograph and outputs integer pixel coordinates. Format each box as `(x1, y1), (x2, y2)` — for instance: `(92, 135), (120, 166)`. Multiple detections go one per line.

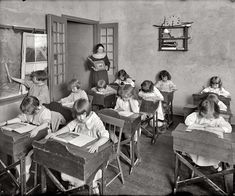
(64, 15), (99, 92)
(67, 21), (94, 91)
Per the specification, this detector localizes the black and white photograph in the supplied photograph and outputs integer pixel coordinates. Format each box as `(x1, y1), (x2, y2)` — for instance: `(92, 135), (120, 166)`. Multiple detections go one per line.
(0, 0), (235, 195)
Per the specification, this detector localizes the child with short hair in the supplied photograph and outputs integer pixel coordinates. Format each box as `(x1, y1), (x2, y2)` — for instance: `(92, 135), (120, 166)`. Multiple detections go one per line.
(115, 84), (139, 113)
(185, 99), (232, 169)
(11, 70), (50, 104)
(114, 69), (135, 87)
(59, 79), (88, 105)
(200, 76), (230, 98)
(207, 93), (227, 111)
(91, 79), (117, 95)
(0, 96), (64, 182)
(155, 70), (177, 92)
(47, 99), (109, 193)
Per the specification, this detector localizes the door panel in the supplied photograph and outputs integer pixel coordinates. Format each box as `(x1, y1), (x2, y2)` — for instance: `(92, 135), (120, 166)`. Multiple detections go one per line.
(98, 23), (118, 83)
(47, 14), (67, 101)
(67, 22), (93, 90)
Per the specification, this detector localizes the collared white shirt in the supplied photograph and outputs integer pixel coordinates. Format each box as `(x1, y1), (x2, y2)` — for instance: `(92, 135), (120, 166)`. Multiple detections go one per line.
(18, 106), (51, 125)
(201, 87), (230, 98)
(60, 89), (88, 104)
(66, 111), (109, 139)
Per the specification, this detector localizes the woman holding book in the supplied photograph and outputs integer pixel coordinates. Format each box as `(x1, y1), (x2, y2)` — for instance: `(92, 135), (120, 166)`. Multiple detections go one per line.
(87, 43), (110, 87)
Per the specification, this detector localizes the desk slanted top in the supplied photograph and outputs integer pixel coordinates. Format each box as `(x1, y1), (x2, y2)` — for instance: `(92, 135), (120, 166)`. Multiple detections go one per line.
(33, 139), (112, 182)
(172, 123), (235, 164)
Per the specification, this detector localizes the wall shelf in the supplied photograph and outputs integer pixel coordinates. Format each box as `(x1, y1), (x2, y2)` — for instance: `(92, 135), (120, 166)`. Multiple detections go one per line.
(154, 24), (192, 51)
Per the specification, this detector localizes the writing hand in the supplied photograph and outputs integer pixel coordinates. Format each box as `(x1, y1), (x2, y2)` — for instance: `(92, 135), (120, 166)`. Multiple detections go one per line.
(87, 143), (99, 153)
(30, 129), (39, 138)
(45, 133), (55, 139)
(0, 122), (6, 127)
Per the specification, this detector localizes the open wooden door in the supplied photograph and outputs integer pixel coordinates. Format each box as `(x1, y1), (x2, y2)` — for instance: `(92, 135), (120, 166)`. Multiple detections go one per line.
(98, 23), (118, 83)
(47, 14), (67, 101)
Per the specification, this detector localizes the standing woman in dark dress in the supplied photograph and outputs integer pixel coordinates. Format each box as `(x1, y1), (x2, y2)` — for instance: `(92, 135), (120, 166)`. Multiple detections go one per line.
(87, 43), (110, 87)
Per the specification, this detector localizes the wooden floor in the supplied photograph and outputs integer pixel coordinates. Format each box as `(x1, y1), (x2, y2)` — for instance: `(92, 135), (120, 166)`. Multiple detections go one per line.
(0, 115), (233, 195)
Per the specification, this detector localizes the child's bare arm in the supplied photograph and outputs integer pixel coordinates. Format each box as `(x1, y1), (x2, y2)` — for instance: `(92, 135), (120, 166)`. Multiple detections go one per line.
(46, 126), (70, 139)
(87, 137), (109, 153)
(0, 118), (21, 126)
(11, 77), (25, 85)
(30, 122), (49, 138)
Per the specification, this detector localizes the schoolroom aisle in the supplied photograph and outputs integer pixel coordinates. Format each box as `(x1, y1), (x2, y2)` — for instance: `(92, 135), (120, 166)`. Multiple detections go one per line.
(0, 115), (232, 195)
(105, 116), (232, 196)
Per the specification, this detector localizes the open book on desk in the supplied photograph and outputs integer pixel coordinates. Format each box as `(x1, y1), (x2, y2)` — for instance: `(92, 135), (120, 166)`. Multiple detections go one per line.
(54, 132), (96, 147)
(2, 122), (37, 134)
(187, 124), (224, 138)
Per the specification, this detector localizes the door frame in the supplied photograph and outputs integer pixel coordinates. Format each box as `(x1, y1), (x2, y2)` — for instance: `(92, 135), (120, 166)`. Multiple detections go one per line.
(62, 15), (99, 46)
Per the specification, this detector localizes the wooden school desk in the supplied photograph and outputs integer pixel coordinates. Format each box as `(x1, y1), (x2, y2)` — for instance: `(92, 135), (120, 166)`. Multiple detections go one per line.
(88, 91), (117, 109)
(33, 138), (112, 194)
(183, 93), (232, 122)
(0, 126), (48, 195)
(97, 109), (142, 174)
(172, 123), (235, 195)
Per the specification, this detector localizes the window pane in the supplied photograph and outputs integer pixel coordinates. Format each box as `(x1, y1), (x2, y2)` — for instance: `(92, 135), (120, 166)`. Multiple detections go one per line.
(58, 74), (63, 84)
(107, 28), (113, 35)
(53, 22), (57, 32)
(101, 36), (106, 44)
(107, 52), (113, 60)
(107, 36), (113, 43)
(58, 64), (63, 74)
(59, 33), (64, 43)
(58, 54), (62, 64)
(54, 76), (58, 85)
(107, 44), (113, 52)
(101, 28), (106, 36)
(54, 64), (58, 75)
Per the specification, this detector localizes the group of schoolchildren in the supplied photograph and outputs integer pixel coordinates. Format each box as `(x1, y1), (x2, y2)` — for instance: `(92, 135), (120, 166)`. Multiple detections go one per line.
(0, 66), (232, 193)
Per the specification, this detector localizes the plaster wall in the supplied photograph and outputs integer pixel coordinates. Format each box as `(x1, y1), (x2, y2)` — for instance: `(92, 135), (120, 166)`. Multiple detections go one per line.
(99, 0), (235, 122)
(1, 0), (235, 123)
(0, 0), (100, 121)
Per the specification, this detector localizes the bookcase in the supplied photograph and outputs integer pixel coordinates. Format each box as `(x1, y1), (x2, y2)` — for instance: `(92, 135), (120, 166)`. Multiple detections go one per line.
(154, 25), (191, 51)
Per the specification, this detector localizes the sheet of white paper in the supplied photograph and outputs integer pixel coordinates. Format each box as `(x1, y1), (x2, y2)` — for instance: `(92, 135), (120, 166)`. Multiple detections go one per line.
(69, 133), (96, 147)
(2, 122), (36, 134)
(186, 124), (224, 138)
(187, 124), (205, 131)
(118, 111), (134, 117)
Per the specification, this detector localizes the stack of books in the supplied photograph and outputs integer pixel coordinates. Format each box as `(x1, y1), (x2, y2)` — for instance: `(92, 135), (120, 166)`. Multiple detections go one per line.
(161, 41), (177, 50)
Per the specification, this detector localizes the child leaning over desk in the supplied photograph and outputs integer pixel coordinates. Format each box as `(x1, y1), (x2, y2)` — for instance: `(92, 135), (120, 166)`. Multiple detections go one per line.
(115, 84), (140, 141)
(47, 98), (109, 194)
(115, 84), (139, 113)
(200, 76), (230, 98)
(11, 70), (50, 104)
(91, 79), (117, 95)
(59, 79), (88, 105)
(185, 99), (232, 170)
(0, 96), (62, 182)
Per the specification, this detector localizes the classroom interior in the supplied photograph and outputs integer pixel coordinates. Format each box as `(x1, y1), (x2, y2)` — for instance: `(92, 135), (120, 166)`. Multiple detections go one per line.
(0, 0), (235, 195)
